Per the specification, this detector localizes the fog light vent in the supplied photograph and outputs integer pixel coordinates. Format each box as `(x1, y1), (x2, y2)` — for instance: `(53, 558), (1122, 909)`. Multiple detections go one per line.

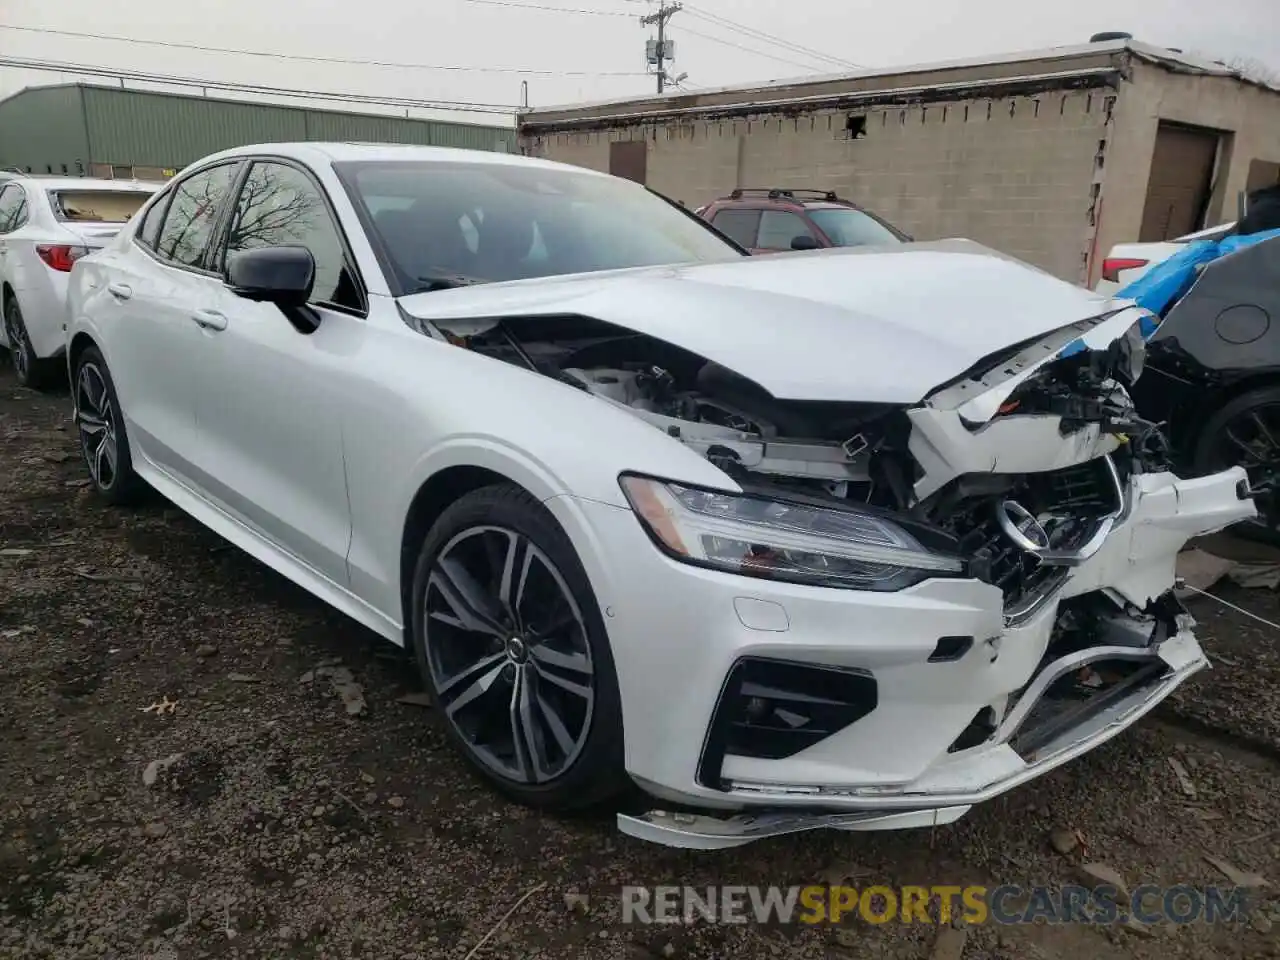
(948, 706), (997, 752)
(697, 657), (878, 790)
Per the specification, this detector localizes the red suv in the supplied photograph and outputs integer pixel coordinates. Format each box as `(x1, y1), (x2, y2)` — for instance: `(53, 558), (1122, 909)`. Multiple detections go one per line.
(696, 188), (910, 254)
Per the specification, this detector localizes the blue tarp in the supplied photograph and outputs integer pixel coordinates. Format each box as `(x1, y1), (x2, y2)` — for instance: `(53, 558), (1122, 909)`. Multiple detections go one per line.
(1116, 227), (1280, 337)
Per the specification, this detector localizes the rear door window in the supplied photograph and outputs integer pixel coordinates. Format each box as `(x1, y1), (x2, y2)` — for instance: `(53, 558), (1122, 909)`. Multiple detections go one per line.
(154, 162), (241, 270)
(135, 191), (170, 250)
(756, 210), (817, 251)
(709, 208), (760, 248)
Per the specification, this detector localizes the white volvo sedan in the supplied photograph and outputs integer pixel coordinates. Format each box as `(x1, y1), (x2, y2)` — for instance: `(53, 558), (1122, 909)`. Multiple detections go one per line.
(66, 143), (1255, 849)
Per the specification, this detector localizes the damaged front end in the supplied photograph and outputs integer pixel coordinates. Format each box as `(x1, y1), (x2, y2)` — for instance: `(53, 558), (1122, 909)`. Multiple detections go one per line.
(409, 299), (1255, 849)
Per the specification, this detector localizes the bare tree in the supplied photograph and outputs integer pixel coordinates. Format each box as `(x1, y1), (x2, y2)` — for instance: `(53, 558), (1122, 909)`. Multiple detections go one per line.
(224, 165), (322, 252)
(158, 168), (233, 264)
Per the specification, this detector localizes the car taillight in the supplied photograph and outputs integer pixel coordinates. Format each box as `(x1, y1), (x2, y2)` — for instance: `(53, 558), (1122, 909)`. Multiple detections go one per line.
(36, 244), (90, 272)
(1101, 257), (1148, 284)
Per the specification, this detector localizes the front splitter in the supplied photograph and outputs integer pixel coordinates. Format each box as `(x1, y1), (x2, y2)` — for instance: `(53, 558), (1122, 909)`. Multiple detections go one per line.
(616, 805), (971, 850)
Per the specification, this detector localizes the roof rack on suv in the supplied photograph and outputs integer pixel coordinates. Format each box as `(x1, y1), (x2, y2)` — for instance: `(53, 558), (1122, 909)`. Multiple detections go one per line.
(728, 188), (841, 202)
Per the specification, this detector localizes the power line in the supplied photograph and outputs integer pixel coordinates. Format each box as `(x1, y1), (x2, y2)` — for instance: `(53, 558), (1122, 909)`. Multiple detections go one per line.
(681, 3), (862, 70)
(676, 25), (829, 73)
(456, 0), (857, 80)
(456, 0), (847, 78)
(462, 0), (632, 15)
(0, 23), (647, 77)
(0, 56), (519, 115)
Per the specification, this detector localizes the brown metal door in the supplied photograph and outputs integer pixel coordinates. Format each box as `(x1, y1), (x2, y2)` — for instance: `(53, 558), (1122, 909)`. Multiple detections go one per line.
(1138, 123), (1219, 242)
(1246, 158), (1280, 193)
(609, 140), (647, 184)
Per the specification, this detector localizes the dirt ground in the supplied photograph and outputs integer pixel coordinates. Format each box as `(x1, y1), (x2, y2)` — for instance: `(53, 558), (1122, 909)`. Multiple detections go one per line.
(2, 362), (1279, 960)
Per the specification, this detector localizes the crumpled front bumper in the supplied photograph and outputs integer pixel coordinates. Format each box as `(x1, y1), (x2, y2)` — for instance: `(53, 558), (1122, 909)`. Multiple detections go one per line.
(618, 627), (1204, 849)
(555, 462), (1254, 850)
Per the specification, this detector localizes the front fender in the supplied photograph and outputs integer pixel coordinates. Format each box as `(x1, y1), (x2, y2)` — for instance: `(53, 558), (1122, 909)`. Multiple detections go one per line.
(342, 320), (740, 629)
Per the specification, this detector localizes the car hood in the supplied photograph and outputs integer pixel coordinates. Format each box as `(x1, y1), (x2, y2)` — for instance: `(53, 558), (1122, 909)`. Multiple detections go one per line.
(398, 239), (1122, 404)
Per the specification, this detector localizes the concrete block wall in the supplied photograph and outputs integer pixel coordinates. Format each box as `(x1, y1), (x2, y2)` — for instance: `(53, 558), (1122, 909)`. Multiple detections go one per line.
(523, 89), (1112, 282)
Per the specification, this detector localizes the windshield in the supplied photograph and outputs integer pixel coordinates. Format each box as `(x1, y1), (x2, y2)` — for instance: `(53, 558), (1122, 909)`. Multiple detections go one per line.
(335, 160), (744, 293)
(808, 207), (906, 247)
(50, 190), (153, 223)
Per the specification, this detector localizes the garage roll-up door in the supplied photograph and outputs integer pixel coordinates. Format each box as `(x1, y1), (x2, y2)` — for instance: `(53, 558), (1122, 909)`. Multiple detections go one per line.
(609, 140), (647, 184)
(1139, 123), (1220, 242)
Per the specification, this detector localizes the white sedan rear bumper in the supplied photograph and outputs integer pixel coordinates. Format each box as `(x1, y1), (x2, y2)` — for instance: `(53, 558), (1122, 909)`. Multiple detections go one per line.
(554, 464), (1254, 849)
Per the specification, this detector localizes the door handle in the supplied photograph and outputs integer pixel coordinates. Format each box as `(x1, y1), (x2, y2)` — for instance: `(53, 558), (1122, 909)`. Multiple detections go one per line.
(192, 309), (228, 331)
(106, 282), (132, 300)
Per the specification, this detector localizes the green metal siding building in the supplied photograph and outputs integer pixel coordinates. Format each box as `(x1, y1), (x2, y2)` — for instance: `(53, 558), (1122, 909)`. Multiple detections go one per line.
(0, 83), (516, 180)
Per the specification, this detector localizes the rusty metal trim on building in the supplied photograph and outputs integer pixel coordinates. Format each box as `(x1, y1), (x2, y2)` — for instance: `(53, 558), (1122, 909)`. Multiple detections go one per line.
(519, 68), (1122, 135)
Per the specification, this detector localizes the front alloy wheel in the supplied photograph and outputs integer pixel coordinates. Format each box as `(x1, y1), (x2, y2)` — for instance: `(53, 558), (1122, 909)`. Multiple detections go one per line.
(76, 361), (121, 491)
(1193, 384), (1280, 543)
(73, 346), (144, 504)
(411, 484), (625, 809)
(426, 525), (594, 783)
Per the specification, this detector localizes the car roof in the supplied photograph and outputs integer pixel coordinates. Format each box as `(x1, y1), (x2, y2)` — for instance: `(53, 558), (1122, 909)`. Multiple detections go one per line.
(711, 198), (867, 215)
(182, 141), (609, 180)
(7, 176), (163, 192)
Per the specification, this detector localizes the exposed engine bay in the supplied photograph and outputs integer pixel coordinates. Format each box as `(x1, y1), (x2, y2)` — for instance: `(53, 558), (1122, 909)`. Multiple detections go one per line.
(423, 309), (1175, 613)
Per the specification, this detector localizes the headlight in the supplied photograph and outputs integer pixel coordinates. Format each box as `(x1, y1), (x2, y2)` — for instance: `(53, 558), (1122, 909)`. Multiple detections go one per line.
(619, 475), (964, 592)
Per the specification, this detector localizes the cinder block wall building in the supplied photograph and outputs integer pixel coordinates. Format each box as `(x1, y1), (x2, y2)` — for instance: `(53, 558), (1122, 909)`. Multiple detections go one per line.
(517, 39), (1280, 286)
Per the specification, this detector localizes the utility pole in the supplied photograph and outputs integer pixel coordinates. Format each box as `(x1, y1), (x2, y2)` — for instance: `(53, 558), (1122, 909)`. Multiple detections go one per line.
(641, 2), (682, 94)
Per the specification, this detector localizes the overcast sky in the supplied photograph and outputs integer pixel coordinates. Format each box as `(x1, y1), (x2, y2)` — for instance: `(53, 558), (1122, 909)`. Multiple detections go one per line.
(1, 0), (1275, 126)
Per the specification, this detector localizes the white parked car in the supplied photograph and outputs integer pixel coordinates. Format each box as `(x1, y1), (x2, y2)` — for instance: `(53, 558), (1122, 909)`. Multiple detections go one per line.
(1094, 221), (1236, 297)
(0, 175), (160, 387)
(67, 143), (1255, 849)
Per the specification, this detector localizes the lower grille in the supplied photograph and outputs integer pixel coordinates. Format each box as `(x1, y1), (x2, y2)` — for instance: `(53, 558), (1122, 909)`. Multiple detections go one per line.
(940, 457), (1122, 618)
(697, 657), (878, 791)
(1009, 658), (1167, 760)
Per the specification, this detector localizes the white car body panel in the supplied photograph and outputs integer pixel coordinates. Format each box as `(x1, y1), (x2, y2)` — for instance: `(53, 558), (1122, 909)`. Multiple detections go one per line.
(0, 176), (159, 359)
(1094, 222), (1236, 297)
(401, 240), (1119, 405)
(65, 142), (1257, 849)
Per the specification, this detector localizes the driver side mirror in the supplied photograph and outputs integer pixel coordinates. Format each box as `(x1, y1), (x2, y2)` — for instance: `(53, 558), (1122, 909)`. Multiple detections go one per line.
(791, 235), (821, 251)
(226, 245), (315, 307)
(225, 245), (320, 333)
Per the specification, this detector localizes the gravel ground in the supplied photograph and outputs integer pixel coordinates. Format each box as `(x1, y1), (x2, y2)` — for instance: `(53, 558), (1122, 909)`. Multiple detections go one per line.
(2, 363), (1279, 960)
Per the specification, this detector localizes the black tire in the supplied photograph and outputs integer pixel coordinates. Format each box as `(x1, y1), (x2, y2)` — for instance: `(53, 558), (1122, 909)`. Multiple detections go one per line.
(409, 482), (627, 810)
(4, 296), (57, 390)
(72, 345), (146, 505)
(1191, 383), (1280, 545)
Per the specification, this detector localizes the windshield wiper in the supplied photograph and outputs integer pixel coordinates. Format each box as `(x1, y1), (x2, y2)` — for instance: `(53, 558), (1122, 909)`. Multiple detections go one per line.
(413, 273), (488, 293)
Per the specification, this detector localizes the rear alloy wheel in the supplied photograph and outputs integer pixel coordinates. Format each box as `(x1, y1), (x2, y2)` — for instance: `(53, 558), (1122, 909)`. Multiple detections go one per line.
(74, 346), (145, 505)
(1193, 384), (1280, 542)
(410, 484), (626, 809)
(4, 297), (53, 390)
